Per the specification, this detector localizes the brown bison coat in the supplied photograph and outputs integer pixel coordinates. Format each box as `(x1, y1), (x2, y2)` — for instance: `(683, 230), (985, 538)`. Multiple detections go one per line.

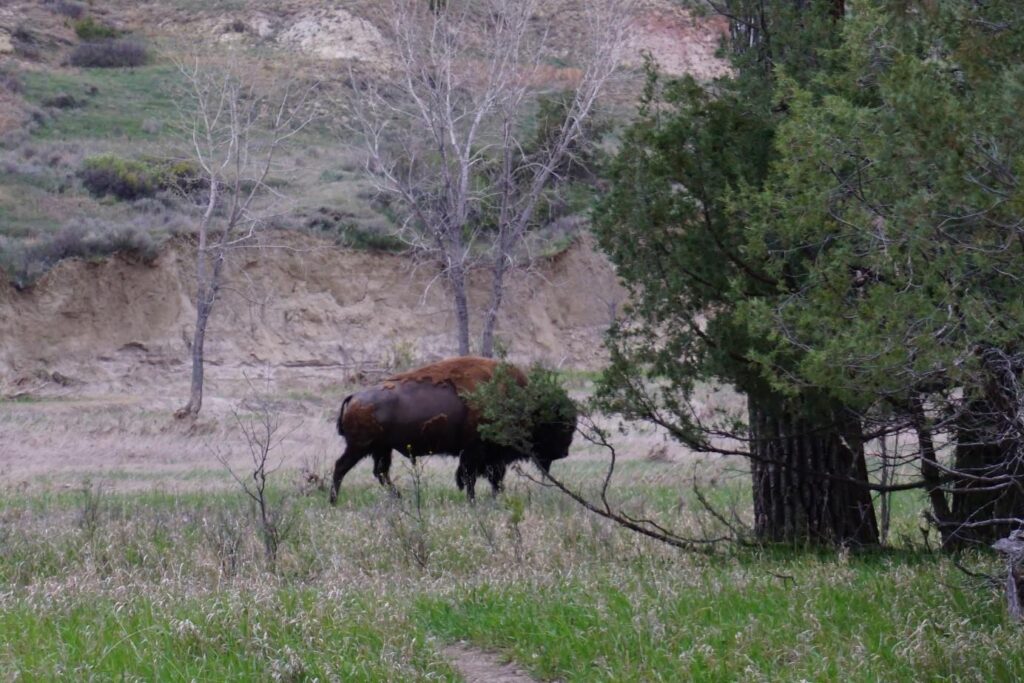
(329, 356), (570, 503)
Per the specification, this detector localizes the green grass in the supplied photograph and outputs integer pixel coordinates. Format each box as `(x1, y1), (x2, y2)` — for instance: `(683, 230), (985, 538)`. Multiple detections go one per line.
(0, 177), (63, 238)
(415, 553), (1020, 682)
(0, 466), (1019, 681)
(0, 590), (456, 681)
(20, 66), (181, 142)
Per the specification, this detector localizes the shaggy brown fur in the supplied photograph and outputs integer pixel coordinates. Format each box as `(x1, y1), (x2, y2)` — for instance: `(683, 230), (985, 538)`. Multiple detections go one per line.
(337, 399), (383, 447)
(383, 356), (526, 394)
(330, 356), (575, 504)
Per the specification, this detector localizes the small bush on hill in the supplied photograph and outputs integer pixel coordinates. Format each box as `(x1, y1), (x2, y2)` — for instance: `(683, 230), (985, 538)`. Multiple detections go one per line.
(158, 160), (206, 195)
(306, 207), (406, 253)
(68, 39), (147, 68)
(72, 17), (119, 41)
(11, 25), (42, 61)
(0, 219), (161, 289)
(78, 155), (205, 201)
(0, 70), (23, 94)
(12, 25), (35, 44)
(42, 92), (82, 109)
(79, 155), (156, 200)
(46, 0), (86, 19)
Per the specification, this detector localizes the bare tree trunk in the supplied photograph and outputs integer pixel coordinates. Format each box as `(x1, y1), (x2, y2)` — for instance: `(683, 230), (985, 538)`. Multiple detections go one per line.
(481, 121), (515, 359)
(171, 253), (230, 420)
(749, 393), (879, 546)
(171, 60), (314, 418)
(450, 262), (472, 355)
(184, 295), (209, 418)
(480, 253), (508, 358)
(178, 245), (225, 419)
(176, 174), (218, 420)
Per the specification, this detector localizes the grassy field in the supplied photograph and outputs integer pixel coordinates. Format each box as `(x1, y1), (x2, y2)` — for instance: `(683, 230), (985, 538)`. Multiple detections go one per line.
(19, 66), (182, 143)
(1, 443), (1020, 681)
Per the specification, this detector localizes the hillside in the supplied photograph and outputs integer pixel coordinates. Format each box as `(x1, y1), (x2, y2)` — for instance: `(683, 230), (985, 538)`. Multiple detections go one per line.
(0, 231), (624, 395)
(0, 0), (727, 387)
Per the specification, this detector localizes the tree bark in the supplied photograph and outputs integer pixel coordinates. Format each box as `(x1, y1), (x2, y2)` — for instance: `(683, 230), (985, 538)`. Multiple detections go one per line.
(909, 397), (956, 547)
(177, 244), (225, 419)
(183, 296), (209, 418)
(748, 393), (879, 546)
(480, 253), (507, 358)
(947, 398), (1024, 547)
(449, 261), (472, 356)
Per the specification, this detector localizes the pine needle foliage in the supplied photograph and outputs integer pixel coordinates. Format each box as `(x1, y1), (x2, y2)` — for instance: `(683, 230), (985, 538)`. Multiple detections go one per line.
(464, 364), (577, 456)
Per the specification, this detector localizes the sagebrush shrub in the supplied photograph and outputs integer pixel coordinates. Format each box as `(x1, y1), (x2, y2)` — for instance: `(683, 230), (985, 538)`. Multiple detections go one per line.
(78, 155), (204, 201)
(46, 0), (86, 19)
(0, 219), (162, 289)
(72, 17), (119, 41)
(0, 70), (22, 94)
(79, 155), (157, 200)
(68, 39), (147, 68)
(305, 208), (406, 252)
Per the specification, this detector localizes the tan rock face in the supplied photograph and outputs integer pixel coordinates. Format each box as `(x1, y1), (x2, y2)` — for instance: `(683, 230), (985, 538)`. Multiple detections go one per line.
(0, 232), (625, 389)
(0, 31), (13, 55)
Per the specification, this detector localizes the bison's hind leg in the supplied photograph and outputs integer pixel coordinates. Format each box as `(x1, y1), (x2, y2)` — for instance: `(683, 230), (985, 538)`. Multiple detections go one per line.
(372, 449), (400, 496)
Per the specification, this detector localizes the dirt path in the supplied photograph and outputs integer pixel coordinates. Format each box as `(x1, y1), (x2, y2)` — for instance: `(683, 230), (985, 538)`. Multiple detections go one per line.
(443, 643), (543, 683)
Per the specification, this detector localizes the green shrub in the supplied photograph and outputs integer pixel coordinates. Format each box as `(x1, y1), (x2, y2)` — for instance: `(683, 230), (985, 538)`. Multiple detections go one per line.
(79, 155), (156, 200)
(0, 70), (22, 94)
(68, 39), (147, 69)
(48, 1), (87, 19)
(78, 155), (205, 201)
(155, 160), (205, 195)
(72, 17), (120, 41)
(306, 208), (406, 252)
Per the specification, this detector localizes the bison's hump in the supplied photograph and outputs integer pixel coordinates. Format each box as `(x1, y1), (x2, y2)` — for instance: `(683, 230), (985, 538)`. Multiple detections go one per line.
(383, 356), (526, 394)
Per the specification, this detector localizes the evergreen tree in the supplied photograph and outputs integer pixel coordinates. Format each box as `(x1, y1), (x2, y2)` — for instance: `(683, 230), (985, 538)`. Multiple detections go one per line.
(595, 0), (879, 545)
(741, 0), (1024, 546)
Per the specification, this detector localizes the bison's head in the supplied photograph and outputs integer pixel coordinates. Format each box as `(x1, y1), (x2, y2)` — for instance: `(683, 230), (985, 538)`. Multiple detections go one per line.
(531, 398), (577, 464)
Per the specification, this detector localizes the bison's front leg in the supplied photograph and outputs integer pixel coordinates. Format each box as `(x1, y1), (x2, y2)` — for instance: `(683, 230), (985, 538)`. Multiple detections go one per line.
(455, 459), (477, 502)
(329, 447), (365, 505)
(485, 462), (507, 496)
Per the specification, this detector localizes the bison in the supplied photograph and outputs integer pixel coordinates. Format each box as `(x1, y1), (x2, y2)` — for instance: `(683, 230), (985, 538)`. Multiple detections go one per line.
(329, 356), (575, 503)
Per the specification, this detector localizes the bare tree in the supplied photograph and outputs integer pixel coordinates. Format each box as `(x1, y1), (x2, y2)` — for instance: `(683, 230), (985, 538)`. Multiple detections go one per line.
(346, 0), (632, 355)
(174, 58), (316, 419)
(218, 376), (301, 570)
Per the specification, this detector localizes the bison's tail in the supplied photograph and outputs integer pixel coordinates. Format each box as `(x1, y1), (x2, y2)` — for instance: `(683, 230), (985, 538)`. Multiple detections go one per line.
(337, 394), (354, 436)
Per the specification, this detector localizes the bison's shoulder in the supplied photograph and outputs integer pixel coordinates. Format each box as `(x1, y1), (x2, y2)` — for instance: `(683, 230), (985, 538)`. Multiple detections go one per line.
(384, 356), (526, 394)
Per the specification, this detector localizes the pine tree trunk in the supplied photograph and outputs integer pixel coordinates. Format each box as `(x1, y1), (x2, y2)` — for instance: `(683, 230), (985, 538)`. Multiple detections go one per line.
(948, 398), (1024, 547)
(749, 394), (879, 546)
